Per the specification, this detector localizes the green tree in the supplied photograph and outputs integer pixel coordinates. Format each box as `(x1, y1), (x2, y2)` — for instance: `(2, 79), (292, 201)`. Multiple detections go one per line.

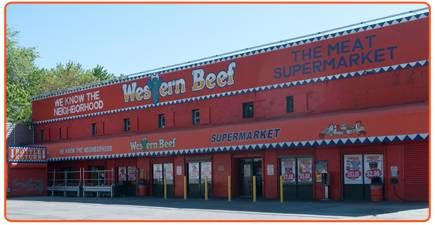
(6, 28), (115, 124)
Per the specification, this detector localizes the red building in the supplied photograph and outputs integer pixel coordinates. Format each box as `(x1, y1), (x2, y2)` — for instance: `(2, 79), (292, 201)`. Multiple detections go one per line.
(8, 11), (429, 201)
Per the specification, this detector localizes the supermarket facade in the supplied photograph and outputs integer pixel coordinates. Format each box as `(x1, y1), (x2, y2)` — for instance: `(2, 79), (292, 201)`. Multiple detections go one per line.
(7, 11), (429, 201)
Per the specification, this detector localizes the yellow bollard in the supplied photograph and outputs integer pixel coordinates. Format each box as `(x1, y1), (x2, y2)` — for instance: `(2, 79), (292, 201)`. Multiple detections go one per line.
(163, 176), (167, 200)
(184, 176), (187, 200)
(253, 176), (256, 203)
(280, 176), (284, 203)
(228, 176), (231, 202)
(205, 176), (208, 201)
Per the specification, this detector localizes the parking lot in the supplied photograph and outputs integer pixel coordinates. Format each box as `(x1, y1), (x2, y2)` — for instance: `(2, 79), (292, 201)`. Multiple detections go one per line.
(6, 196), (429, 221)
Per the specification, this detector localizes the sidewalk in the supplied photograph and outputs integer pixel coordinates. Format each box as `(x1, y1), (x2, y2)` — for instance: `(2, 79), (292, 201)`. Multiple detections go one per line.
(6, 196), (429, 220)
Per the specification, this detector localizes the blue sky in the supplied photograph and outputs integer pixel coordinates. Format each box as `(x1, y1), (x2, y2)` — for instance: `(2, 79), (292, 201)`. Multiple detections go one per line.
(6, 3), (427, 76)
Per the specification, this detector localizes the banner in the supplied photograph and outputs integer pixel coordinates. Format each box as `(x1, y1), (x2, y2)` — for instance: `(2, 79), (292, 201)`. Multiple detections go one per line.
(281, 158), (296, 184)
(118, 167), (127, 182)
(189, 162), (199, 183)
(344, 154), (363, 184)
(127, 167), (137, 182)
(164, 163), (173, 184)
(200, 162), (212, 182)
(33, 18), (428, 122)
(364, 154), (384, 184)
(153, 164), (162, 180)
(297, 158), (313, 183)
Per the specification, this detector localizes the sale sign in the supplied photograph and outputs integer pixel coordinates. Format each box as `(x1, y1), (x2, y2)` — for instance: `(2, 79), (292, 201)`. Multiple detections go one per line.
(297, 158), (313, 183)
(344, 154), (363, 184)
(364, 154), (384, 184)
(281, 158), (296, 183)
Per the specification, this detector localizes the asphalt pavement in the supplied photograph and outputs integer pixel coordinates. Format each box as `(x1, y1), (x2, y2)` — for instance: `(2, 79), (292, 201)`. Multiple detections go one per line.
(5, 196), (429, 221)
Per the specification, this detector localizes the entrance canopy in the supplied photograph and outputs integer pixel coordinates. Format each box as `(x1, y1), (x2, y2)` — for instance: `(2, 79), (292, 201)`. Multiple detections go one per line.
(42, 103), (428, 161)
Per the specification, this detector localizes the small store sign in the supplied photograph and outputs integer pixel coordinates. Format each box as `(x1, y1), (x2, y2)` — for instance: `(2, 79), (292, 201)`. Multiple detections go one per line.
(130, 137), (176, 151)
(319, 121), (366, 138)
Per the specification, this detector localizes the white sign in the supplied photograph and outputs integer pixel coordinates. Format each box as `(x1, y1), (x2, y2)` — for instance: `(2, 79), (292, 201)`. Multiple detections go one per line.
(344, 155), (363, 184)
(281, 158), (296, 183)
(298, 158), (313, 183)
(364, 154), (384, 184)
(201, 162), (212, 182)
(164, 163), (173, 184)
(267, 164), (274, 176)
(153, 164), (162, 180)
(243, 164), (251, 177)
(189, 162), (200, 182)
(176, 165), (182, 176)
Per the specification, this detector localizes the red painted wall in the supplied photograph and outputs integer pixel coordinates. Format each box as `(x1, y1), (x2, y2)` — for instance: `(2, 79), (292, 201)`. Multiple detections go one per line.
(7, 164), (47, 197)
(35, 66), (428, 144)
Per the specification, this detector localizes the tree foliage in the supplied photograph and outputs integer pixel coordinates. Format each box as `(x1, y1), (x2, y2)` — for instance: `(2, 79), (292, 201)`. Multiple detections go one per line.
(6, 28), (115, 124)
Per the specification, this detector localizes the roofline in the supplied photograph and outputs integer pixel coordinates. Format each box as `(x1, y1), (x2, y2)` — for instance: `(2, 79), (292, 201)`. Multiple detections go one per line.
(31, 7), (429, 101)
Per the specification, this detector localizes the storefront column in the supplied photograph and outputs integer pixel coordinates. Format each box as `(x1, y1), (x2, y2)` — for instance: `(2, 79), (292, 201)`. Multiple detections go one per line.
(314, 148), (340, 201)
(264, 151), (278, 199)
(173, 156), (185, 198)
(211, 153), (232, 198)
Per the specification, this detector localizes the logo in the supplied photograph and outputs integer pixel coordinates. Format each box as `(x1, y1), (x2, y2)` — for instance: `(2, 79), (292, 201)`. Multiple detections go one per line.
(147, 74), (163, 104)
(319, 120), (366, 138)
(130, 137), (176, 151)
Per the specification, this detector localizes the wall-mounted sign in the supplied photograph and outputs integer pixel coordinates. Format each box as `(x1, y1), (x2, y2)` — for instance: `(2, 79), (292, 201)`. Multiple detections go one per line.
(210, 128), (281, 143)
(344, 154), (363, 184)
(9, 147), (47, 161)
(176, 165), (182, 176)
(130, 137), (176, 151)
(319, 121), (366, 138)
(267, 164), (274, 176)
(33, 18), (428, 123)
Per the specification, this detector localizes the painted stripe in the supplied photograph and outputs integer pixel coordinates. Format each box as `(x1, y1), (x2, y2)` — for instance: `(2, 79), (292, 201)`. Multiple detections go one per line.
(47, 133), (428, 162)
(33, 60), (428, 125)
(32, 12), (428, 101)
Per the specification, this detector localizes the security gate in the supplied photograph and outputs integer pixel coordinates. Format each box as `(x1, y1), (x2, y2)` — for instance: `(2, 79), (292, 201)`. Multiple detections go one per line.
(152, 163), (173, 197)
(187, 161), (212, 198)
(280, 157), (313, 200)
(343, 154), (384, 200)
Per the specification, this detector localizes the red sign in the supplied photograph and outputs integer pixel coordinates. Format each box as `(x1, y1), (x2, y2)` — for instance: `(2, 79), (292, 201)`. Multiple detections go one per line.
(32, 18), (428, 122)
(44, 103), (427, 159)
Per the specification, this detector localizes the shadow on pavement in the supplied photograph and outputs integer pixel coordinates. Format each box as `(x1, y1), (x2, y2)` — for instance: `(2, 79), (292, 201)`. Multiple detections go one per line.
(7, 196), (429, 217)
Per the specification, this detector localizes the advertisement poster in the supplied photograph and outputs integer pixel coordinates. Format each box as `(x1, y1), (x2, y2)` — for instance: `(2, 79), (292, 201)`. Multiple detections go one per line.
(118, 167), (127, 182)
(364, 154), (384, 184)
(344, 155), (363, 184)
(153, 164), (162, 180)
(201, 162), (212, 182)
(164, 163), (173, 184)
(189, 162), (199, 183)
(281, 158), (296, 183)
(297, 158), (313, 183)
(127, 167), (137, 182)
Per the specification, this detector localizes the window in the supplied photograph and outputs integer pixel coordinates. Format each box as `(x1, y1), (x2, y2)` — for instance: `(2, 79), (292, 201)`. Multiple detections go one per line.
(158, 114), (166, 128)
(243, 102), (254, 118)
(92, 123), (97, 136)
(123, 118), (131, 132)
(58, 128), (62, 140)
(192, 109), (200, 125)
(40, 130), (44, 142)
(286, 96), (294, 113)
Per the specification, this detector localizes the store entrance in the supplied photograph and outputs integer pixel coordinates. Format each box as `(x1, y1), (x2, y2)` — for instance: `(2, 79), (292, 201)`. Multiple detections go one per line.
(187, 161), (212, 198)
(343, 154), (384, 201)
(117, 166), (137, 197)
(152, 163), (173, 197)
(280, 157), (314, 200)
(239, 158), (263, 198)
